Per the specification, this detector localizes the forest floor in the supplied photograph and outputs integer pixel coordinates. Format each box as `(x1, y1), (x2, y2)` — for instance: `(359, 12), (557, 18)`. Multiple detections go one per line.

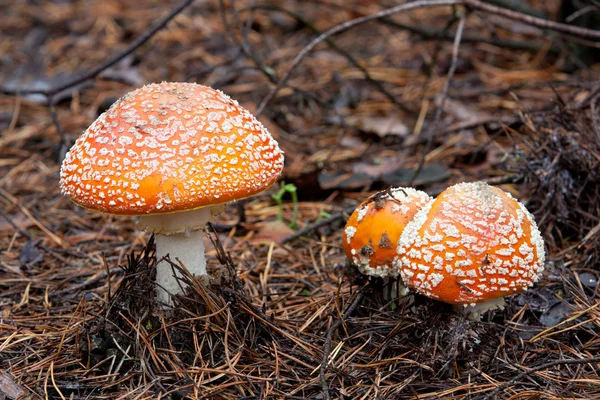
(1, 0), (599, 399)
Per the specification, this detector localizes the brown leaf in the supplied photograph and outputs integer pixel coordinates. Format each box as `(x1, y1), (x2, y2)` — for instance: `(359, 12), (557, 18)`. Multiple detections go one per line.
(353, 115), (409, 138)
(253, 220), (295, 244)
(318, 171), (372, 190)
(382, 163), (450, 186)
(339, 136), (369, 152)
(438, 97), (490, 122)
(352, 157), (404, 178)
(0, 373), (27, 400)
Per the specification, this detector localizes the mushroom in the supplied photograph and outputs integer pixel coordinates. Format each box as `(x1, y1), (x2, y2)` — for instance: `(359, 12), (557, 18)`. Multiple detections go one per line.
(60, 82), (284, 305)
(395, 181), (545, 318)
(342, 187), (433, 298)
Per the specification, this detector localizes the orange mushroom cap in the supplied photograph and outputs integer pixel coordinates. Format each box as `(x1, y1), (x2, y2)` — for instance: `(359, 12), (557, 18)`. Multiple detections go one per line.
(343, 188), (433, 277)
(60, 82), (284, 215)
(396, 182), (545, 305)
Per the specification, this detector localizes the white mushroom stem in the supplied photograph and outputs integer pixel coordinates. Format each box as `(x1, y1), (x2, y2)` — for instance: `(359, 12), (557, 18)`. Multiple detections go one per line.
(454, 297), (506, 321)
(153, 229), (206, 305)
(383, 277), (410, 301)
(138, 206), (219, 306)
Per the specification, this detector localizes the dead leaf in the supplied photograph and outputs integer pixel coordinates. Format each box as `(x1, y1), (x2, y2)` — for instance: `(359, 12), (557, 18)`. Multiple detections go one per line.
(578, 272), (598, 288)
(100, 55), (145, 86)
(318, 171), (372, 190)
(437, 96), (490, 122)
(382, 163), (450, 186)
(318, 162), (449, 190)
(352, 157), (404, 178)
(253, 220), (295, 244)
(353, 115), (409, 138)
(539, 302), (572, 327)
(0, 373), (27, 400)
(339, 136), (369, 152)
(0, 213), (30, 234)
(19, 240), (43, 268)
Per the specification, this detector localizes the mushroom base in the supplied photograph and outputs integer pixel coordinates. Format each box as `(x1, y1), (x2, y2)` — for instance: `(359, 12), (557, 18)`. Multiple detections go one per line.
(139, 207), (215, 306)
(454, 297), (506, 321)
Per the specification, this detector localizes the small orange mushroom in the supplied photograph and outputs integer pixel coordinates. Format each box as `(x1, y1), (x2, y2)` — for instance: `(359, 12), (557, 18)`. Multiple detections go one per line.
(396, 182), (545, 316)
(343, 188), (432, 295)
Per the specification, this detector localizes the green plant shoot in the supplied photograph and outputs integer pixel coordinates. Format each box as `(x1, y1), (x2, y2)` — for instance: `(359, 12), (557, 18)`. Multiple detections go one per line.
(272, 181), (299, 229)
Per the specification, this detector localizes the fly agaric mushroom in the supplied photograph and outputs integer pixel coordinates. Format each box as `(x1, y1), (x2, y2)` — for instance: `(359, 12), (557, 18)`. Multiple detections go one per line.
(395, 181), (545, 317)
(60, 82), (284, 305)
(342, 187), (432, 298)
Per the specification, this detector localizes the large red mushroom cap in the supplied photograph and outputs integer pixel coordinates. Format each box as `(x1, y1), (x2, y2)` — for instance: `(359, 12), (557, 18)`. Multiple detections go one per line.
(60, 82), (284, 216)
(343, 188), (432, 278)
(396, 182), (545, 306)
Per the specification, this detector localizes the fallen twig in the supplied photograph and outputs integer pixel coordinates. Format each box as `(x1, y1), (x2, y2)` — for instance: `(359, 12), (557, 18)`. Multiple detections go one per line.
(256, 0), (600, 116)
(409, 11), (467, 185)
(281, 207), (353, 244)
(248, 4), (415, 114)
(1, 0), (194, 97)
(464, 0), (600, 40)
(256, 0), (461, 116)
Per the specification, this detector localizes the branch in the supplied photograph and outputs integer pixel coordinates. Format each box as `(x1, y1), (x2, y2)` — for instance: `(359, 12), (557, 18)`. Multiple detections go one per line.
(410, 11), (467, 185)
(380, 19), (560, 53)
(255, 0), (600, 116)
(465, 0), (600, 40)
(255, 0), (462, 116)
(481, 0), (547, 18)
(280, 207), (354, 244)
(1, 0), (194, 97)
(250, 4), (415, 114)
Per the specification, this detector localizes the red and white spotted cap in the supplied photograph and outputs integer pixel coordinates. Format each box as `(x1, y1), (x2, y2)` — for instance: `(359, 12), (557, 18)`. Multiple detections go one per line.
(60, 82), (284, 215)
(395, 182), (545, 305)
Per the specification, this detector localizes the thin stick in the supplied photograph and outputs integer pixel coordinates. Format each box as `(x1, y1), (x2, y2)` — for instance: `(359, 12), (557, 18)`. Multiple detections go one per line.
(281, 207), (354, 244)
(464, 0), (600, 40)
(255, 0), (461, 116)
(255, 0), (600, 116)
(591, 95), (600, 141)
(410, 11), (467, 185)
(1, 0), (194, 97)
